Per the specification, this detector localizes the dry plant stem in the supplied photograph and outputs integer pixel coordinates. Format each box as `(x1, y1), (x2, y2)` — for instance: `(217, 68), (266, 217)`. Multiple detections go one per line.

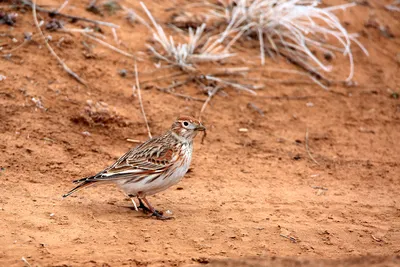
(257, 66), (329, 87)
(199, 86), (221, 119)
(21, 257), (31, 267)
(200, 129), (207, 145)
(205, 75), (257, 95)
(280, 234), (297, 243)
(22, 0), (119, 28)
(140, 72), (187, 85)
(247, 102), (264, 116)
(121, 5), (151, 30)
(32, 0), (87, 87)
(160, 80), (188, 91)
(60, 28), (106, 40)
(156, 87), (206, 102)
(111, 28), (119, 46)
(278, 51), (331, 87)
(55, 0), (69, 13)
(206, 67), (249, 76)
(2, 34), (37, 53)
(305, 127), (320, 166)
(311, 185), (328, 190)
(126, 139), (142, 143)
(261, 95), (314, 100)
(134, 61), (152, 139)
(83, 33), (135, 58)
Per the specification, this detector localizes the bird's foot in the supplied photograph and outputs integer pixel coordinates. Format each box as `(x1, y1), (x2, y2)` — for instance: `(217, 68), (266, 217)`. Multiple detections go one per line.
(152, 210), (172, 220)
(138, 199), (163, 215)
(138, 197), (172, 220)
(137, 200), (150, 213)
(137, 199), (161, 214)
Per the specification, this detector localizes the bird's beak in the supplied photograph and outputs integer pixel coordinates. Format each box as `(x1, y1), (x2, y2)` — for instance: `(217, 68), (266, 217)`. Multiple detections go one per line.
(196, 124), (206, 131)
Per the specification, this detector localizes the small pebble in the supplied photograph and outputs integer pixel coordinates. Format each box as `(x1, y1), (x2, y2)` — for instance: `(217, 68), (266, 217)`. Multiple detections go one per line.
(119, 69), (127, 77)
(165, 210), (173, 215)
(306, 102), (314, 107)
(82, 131), (91, 136)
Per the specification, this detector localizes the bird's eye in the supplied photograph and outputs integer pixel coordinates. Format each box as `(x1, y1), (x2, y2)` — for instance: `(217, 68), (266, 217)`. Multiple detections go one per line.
(183, 121), (189, 127)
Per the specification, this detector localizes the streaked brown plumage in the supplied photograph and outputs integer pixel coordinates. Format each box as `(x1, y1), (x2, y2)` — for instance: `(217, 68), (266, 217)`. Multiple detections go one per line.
(63, 115), (205, 219)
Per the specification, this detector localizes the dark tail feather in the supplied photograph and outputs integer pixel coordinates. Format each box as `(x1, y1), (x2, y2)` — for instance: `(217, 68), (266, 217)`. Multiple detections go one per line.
(72, 175), (95, 184)
(63, 180), (96, 198)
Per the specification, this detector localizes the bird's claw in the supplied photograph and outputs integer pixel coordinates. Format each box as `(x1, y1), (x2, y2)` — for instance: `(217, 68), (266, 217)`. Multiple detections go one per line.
(152, 211), (172, 220)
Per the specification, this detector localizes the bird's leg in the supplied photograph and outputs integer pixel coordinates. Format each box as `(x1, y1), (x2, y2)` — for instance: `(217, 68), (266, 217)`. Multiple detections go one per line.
(127, 194), (138, 211)
(137, 198), (152, 213)
(137, 197), (162, 214)
(142, 197), (172, 220)
(130, 198), (138, 211)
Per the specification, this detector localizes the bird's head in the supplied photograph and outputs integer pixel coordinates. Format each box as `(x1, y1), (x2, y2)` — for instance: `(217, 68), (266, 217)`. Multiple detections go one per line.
(171, 115), (206, 141)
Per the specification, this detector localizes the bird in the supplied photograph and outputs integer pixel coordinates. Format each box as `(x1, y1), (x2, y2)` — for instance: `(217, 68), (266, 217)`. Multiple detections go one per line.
(63, 115), (206, 220)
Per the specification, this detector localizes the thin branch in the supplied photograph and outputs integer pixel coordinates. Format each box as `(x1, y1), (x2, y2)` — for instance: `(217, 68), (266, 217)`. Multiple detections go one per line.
(305, 127), (320, 166)
(21, 257), (31, 267)
(22, 0), (119, 28)
(205, 75), (257, 95)
(260, 95), (315, 100)
(247, 102), (264, 116)
(121, 5), (151, 29)
(156, 87), (206, 102)
(140, 72), (187, 85)
(32, 0), (87, 86)
(206, 67), (249, 76)
(134, 61), (152, 139)
(126, 139), (142, 143)
(82, 33), (135, 58)
(55, 0), (69, 13)
(2, 34), (37, 53)
(158, 80), (188, 91)
(278, 50), (331, 87)
(199, 86), (220, 119)
(111, 28), (120, 46)
(156, 79), (206, 102)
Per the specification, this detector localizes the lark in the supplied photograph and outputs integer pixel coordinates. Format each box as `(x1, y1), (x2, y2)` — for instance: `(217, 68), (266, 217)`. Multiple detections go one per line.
(63, 115), (205, 220)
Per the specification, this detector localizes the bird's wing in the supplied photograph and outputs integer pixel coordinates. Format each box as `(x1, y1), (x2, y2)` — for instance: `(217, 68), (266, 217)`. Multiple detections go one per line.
(89, 137), (178, 182)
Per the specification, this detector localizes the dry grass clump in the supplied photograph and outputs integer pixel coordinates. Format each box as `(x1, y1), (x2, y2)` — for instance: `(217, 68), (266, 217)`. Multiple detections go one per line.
(134, 2), (258, 95)
(140, 2), (234, 72)
(204, 0), (368, 82)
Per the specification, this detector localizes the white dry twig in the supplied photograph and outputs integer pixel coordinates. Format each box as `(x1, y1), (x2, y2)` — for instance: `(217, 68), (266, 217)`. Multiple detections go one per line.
(32, 0), (87, 86)
(23, 0), (120, 28)
(205, 75), (257, 95)
(121, 5), (151, 29)
(134, 61), (152, 139)
(111, 28), (120, 46)
(305, 127), (320, 165)
(21, 257), (31, 267)
(83, 33), (135, 58)
(55, 0), (69, 13)
(126, 139), (142, 143)
(200, 86), (221, 119)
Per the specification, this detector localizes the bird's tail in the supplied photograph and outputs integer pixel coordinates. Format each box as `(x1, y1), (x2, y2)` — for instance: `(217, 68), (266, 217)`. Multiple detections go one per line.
(62, 176), (96, 198)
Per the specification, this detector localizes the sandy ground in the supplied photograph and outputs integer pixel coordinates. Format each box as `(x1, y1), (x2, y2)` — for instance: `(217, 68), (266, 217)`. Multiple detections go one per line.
(1, 0), (400, 266)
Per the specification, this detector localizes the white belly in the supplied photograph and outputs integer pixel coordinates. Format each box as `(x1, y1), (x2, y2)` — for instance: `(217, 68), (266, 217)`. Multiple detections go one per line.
(118, 143), (193, 197)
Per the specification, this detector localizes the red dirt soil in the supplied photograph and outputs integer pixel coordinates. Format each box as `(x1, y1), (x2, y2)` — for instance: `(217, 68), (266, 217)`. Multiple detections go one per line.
(0, 0), (399, 266)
